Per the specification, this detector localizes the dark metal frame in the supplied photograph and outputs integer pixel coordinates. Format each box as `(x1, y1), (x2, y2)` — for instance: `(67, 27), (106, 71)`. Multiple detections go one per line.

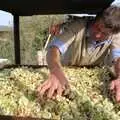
(14, 15), (21, 64)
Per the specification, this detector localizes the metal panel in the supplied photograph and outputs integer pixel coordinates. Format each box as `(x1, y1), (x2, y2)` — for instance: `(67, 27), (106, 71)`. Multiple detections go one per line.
(0, 0), (114, 15)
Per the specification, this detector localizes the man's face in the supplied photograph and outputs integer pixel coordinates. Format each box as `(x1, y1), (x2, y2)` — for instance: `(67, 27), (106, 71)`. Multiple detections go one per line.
(91, 20), (111, 41)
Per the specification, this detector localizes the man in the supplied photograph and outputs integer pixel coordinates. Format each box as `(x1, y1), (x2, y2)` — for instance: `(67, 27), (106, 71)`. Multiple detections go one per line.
(37, 5), (120, 102)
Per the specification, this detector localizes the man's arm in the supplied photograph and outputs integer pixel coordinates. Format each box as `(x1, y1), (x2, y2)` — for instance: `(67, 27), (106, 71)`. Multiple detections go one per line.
(109, 33), (120, 102)
(46, 46), (62, 73)
(47, 46), (69, 87)
(37, 46), (68, 98)
(37, 20), (79, 98)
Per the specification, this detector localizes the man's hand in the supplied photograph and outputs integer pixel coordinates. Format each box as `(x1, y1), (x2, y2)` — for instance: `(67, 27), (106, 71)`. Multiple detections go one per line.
(110, 79), (120, 102)
(37, 70), (69, 99)
(49, 24), (61, 35)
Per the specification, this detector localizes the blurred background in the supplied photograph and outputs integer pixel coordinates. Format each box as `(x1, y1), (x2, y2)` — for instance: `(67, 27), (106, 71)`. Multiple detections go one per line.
(0, 0), (119, 65)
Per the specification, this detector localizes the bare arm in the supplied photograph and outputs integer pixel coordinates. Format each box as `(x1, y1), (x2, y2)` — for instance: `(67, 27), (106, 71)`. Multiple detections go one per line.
(46, 46), (62, 73)
(37, 46), (68, 98)
(47, 46), (68, 83)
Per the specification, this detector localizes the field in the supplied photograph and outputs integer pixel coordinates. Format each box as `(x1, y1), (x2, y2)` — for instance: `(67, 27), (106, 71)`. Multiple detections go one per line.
(0, 15), (64, 64)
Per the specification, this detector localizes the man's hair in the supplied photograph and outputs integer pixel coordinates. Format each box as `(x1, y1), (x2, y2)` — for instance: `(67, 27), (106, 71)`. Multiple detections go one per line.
(96, 5), (120, 33)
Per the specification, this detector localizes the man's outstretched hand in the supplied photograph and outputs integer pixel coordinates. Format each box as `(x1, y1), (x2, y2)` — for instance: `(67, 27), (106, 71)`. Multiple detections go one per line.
(37, 70), (69, 99)
(110, 79), (120, 102)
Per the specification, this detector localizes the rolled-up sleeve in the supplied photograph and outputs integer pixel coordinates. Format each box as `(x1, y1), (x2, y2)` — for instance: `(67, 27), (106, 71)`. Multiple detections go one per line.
(111, 33), (120, 60)
(48, 37), (68, 54)
(112, 48), (120, 60)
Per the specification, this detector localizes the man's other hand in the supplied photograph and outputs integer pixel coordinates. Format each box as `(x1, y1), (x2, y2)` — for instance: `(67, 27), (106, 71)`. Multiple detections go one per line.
(110, 79), (120, 102)
(49, 24), (61, 35)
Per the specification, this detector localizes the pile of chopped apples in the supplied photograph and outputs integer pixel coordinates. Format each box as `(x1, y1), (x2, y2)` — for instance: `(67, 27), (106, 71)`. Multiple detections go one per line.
(0, 66), (120, 120)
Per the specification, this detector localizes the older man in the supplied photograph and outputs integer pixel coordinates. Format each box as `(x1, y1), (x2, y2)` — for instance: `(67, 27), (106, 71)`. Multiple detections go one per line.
(37, 5), (120, 102)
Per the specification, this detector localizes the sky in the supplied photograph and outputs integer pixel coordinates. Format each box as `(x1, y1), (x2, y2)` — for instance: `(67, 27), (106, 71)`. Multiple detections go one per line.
(0, 11), (13, 26)
(0, 0), (120, 26)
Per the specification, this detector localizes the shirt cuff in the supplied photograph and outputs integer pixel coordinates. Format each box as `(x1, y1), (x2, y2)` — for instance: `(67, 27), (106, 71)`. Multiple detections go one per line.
(48, 37), (68, 54)
(112, 48), (120, 60)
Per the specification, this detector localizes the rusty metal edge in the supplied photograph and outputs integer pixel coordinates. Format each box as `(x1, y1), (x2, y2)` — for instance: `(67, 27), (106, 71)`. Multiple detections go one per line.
(2, 64), (98, 69)
(0, 115), (53, 120)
